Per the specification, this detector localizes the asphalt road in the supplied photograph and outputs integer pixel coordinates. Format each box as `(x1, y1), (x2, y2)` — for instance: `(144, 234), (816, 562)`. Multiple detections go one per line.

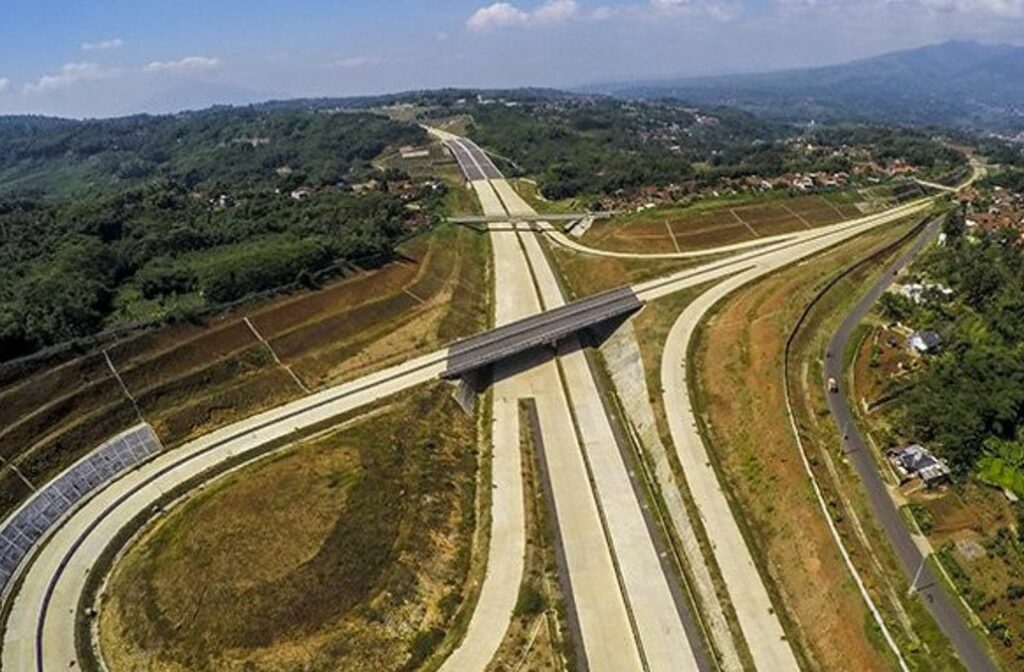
(824, 219), (1000, 672)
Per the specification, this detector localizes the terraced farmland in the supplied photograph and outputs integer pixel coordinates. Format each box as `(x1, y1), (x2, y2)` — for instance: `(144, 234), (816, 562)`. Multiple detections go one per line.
(0, 224), (490, 523)
(581, 191), (897, 254)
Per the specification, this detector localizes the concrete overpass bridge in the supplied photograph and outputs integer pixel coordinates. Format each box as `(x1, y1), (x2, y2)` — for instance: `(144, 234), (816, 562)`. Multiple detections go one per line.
(446, 212), (620, 225)
(442, 286), (642, 380)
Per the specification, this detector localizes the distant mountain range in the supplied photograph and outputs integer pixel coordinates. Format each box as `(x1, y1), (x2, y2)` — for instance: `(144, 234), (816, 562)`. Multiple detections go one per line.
(586, 41), (1024, 133)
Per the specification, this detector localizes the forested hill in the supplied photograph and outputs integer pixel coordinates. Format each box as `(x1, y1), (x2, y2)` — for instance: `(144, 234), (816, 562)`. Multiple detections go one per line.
(0, 107), (424, 198)
(459, 97), (965, 199)
(589, 41), (1024, 132)
(0, 107), (433, 362)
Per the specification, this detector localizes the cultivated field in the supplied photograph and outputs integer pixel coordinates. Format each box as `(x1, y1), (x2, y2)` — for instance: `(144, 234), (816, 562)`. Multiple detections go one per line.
(0, 224), (490, 522)
(581, 191), (889, 254)
(547, 242), (709, 299)
(97, 385), (479, 672)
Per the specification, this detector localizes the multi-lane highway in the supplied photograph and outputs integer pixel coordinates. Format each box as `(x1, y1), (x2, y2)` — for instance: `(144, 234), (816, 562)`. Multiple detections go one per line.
(439, 133), (705, 672)
(0, 129), (987, 672)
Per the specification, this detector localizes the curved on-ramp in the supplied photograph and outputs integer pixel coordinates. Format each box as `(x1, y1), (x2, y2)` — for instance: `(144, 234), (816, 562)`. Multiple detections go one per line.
(1, 349), (449, 672)
(654, 198), (939, 672)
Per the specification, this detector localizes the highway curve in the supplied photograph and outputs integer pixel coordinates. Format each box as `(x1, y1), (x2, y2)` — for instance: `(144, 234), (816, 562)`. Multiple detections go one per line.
(823, 219), (999, 672)
(652, 166), (983, 670)
(653, 212), (928, 672)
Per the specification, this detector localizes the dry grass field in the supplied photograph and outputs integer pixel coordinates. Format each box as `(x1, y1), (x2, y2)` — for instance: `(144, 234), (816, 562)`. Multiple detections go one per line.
(691, 222), (926, 672)
(0, 224), (490, 522)
(98, 385), (479, 672)
(582, 192), (871, 254)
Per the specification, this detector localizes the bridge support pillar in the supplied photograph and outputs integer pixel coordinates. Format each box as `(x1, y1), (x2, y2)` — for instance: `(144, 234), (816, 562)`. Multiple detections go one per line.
(451, 368), (488, 415)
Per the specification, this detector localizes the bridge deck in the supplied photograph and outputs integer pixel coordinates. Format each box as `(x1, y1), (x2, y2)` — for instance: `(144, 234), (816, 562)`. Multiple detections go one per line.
(447, 212), (619, 224)
(442, 286), (642, 379)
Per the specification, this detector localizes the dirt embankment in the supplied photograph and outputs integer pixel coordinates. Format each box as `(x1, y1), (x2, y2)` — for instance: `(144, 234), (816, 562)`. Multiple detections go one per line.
(693, 227), (911, 672)
(0, 225), (489, 521)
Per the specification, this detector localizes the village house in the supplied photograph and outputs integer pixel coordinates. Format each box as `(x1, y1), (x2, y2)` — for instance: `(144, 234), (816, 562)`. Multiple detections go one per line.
(897, 282), (954, 304)
(888, 444), (952, 488)
(290, 187), (313, 201)
(909, 330), (942, 355)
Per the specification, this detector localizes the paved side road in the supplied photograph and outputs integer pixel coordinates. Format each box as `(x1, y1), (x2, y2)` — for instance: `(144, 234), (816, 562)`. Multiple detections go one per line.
(824, 220), (999, 672)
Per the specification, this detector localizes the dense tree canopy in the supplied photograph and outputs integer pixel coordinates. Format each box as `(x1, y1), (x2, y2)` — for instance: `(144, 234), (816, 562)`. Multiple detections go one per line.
(0, 108), (425, 199)
(0, 108), (429, 361)
(886, 222), (1024, 472)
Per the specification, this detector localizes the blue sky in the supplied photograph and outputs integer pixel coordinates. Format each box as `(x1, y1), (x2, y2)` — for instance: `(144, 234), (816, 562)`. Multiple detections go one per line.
(1, 0), (1022, 117)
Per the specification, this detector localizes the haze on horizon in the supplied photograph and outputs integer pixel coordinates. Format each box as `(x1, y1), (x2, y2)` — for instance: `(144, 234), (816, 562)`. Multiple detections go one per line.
(2, 0), (1024, 118)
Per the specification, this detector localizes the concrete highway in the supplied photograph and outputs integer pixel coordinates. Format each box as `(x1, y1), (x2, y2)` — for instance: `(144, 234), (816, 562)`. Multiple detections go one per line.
(442, 136), (704, 672)
(498, 174), (704, 672)
(823, 220), (999, 672)
(436, 135), (942, 671)
(439, 171), (646, 672)
(1, 130), (969, 672)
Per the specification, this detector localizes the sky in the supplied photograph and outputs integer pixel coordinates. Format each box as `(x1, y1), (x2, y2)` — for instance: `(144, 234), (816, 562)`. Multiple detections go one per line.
(1, 0), (1023, 118)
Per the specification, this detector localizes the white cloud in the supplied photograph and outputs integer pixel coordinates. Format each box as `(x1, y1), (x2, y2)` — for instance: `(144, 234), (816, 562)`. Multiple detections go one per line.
(533, 0), (581, 23)
(24, 62), (117, 94)
(468, 3), (531, 30)
(0, 78), (9, 93)
(143, 56), (221, 73)
(917, 0), (1024, 15)
(467, 0), (581, 30)
(332, 56), (380, 69)
(82, 38), (123, 52)
(650, 0), (740, 19)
